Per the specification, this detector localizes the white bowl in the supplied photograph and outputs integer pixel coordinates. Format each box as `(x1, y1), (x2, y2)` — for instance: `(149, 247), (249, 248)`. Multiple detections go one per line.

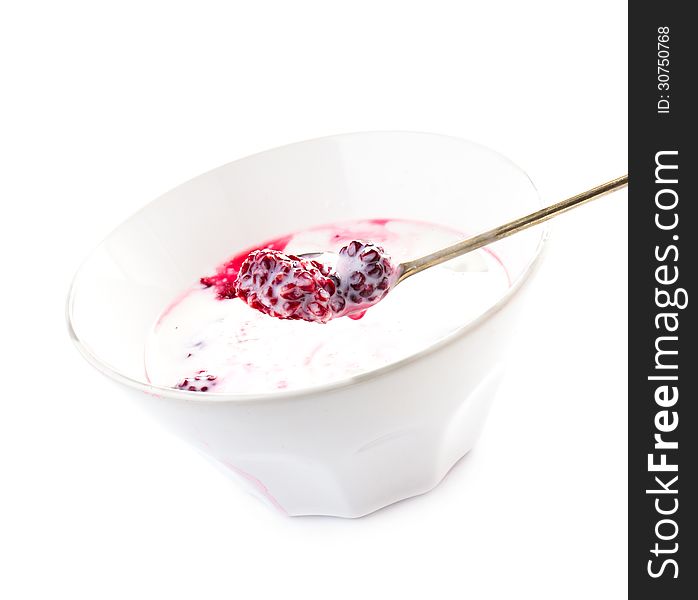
(67, 132), (545, 517)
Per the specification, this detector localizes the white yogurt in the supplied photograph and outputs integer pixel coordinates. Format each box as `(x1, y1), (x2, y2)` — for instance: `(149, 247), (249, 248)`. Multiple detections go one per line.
(145, 219), (510, 394)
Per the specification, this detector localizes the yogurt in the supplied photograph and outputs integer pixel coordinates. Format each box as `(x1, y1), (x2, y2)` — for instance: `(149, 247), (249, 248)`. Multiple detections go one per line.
(145, 219), (510, 394)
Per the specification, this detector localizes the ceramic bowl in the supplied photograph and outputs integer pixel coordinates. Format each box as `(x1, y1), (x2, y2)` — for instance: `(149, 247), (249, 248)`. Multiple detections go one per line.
(67, 132), (545, 517)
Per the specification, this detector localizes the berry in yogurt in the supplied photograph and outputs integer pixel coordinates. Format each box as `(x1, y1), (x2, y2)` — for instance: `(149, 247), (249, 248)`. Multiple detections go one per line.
(330, 240), (395, 320)
(235, 249), (337, 323)
(176, 369), (218, 392)
(233, 240), (397, 323)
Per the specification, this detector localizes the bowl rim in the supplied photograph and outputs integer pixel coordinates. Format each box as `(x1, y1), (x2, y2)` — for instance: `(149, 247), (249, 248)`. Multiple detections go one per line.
(66, 130), (548, 404)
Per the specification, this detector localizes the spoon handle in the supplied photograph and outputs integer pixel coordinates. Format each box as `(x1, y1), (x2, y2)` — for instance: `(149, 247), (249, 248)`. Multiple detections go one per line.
(396, 174), (628, 284)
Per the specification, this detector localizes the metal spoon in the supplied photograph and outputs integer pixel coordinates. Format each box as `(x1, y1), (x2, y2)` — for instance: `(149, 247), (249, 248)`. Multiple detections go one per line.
(302, 174), (628, 284)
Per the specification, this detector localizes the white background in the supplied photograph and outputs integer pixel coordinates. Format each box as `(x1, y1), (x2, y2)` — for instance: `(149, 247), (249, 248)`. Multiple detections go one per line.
(1, 2), (627, 599)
